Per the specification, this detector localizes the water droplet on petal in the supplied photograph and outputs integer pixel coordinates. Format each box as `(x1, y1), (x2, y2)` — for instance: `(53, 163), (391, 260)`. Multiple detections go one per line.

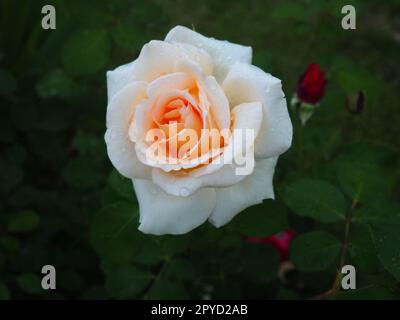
(179, 187), (190, 197)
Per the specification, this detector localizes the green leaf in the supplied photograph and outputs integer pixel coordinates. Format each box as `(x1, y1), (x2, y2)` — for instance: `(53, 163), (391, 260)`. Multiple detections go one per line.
(105, 265), (151, 299)
(290, 231), (341, 272)
(166, 259), (196, 282)
(61, 29), (111, 76)
(147, 279), (188, 299)
(353, 199), (400, 223)
(348, 222), (380, 273)
(241, 243), (279, 284)
(16, 273), (42, 295)
(7, 210), (39, 232)
(284, 179), (346, 222)
(231, 200), (288, 237)
(369, 216), (400, 281)
(134, 240), (163, 267)
(90, 202), (141, 263)
(0, 281), (10, 300)
(108, 170), (133, 200)
(337, 160), (392, 202)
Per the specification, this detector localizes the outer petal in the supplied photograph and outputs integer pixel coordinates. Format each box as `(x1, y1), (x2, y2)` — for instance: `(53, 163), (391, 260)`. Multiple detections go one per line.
(106, 61), (137, 102)
(105, 82), (151, 179)
(208, 157), (278, 228)
(222, 63), (293, 159)
(132, 40), (212, 82)
(151, 102), (263, 196)
(133, 179), (216, 235)
(165, 25), (252, 82)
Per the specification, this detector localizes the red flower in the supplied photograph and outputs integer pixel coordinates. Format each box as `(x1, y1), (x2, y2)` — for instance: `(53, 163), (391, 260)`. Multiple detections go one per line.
(248, 230), (296, 261)
(297, 63), (327, 104)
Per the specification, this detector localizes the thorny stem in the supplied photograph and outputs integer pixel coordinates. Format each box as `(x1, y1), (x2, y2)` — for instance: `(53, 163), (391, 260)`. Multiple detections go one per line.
(311, 199), (358, 300)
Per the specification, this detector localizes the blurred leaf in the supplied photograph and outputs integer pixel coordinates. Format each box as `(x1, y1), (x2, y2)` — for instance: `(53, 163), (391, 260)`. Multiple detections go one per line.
(112, 22), (147, 51)
(68, 0), (113, 28)
(0, 69), (17, 95)
(35, 101), (73, 132)
(79, 286), (108, 300)
(334, 285), (400, 300)
(73, 131), (105, 156)
(277, 287), (300, 300)
(284, 179), (346, 222)
(36, 69), (79, 100)
(242, 243), (279, 284)
(166, 258), (196, 282)
(0, 281), (10, 300)
(290, 231), (341, 272)
(0, 235), (20, 253)
(108, 170), (133, 200)
(105, 265), (151, 299)
(16, 273), (42, 295)
(61, 29), (111, 77)
(231, 200), (288, 237)
(62, 156), (104, 189)
(0, 159), (23, 192)
(147, 279), (188, 299)
(270, 3), (310, 21)
(158, 234), (191, 255)
(90, 202), (141, 263)
(7, 210), (39, 232)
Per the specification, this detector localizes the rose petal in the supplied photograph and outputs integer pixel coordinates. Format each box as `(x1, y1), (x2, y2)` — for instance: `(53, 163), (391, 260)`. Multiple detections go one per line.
(222, 63), (293, 159)
(105, 82), (151, 179)
(133, 179), (216, 235)
(165, 25), (252, 82)
(132, 40), (212, 82)
(151, 101), (262, 196)
(106, 61), (137, 102)
(147, 72), (195, 98)
(208, 157), (278, 227)
(175, 59), (230, 130)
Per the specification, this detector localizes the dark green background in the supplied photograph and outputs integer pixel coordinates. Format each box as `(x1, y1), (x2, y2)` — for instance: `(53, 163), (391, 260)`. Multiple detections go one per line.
(0, 0), (399, 300)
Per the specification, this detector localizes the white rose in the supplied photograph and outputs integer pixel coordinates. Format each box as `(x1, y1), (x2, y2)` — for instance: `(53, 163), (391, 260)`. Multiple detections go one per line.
(105, 26), (293, 235)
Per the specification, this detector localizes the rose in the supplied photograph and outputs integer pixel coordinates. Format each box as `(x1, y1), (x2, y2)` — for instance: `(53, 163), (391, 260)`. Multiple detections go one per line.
(296, 63), (327, 104)
(105, 25), (293, 235)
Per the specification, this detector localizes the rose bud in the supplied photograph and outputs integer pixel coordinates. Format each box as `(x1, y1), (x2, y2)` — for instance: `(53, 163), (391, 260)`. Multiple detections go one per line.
(291, 63), (327, 126)
(297, 63), (327, 105)
(248, 230), (295, 261)
(345, 90), (365, 115)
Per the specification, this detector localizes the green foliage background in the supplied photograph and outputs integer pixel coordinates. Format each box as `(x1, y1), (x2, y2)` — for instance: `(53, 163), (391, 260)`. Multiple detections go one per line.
(0, 0), (400, 300)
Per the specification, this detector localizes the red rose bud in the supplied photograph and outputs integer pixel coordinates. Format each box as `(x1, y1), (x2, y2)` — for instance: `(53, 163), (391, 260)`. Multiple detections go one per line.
(345, 90), (365, 114)
(248, 230), (295, 261)
(297, 63), (327, 104)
